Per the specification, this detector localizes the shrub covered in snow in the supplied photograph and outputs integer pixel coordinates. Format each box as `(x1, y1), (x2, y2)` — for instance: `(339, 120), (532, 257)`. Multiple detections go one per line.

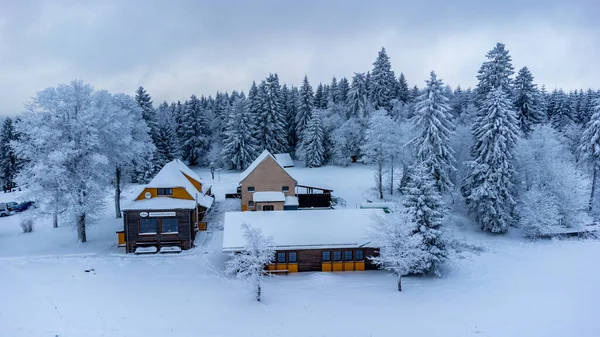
(20, 217), (34, 233)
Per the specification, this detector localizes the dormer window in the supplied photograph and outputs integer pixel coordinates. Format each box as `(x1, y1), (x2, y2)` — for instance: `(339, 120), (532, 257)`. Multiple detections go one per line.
(157, 188), (173, 196)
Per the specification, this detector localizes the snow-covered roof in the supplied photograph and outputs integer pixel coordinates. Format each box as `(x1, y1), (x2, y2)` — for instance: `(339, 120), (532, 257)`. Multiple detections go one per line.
(222, 209), (384, 251)
(273, 153), (294, 167)
(253, 191), (286, 202)
(127, 159), (213, 210)
(122, 197), (197, 210)
(239, 150), (295, 183)
(284, 196), (299, 206)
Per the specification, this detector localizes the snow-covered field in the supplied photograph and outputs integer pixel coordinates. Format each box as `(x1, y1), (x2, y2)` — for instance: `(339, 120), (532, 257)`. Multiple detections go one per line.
(0, 163), (599, 337)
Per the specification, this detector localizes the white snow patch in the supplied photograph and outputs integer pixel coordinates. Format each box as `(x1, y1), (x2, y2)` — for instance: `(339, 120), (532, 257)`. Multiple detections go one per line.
(252, 191), (286, 202)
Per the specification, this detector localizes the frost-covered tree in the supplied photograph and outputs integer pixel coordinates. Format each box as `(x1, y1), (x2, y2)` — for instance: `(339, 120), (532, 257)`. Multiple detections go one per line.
(222, 97), (259, 170)
(329, 76), (339, 104)
(337, 77), (350, 104)
(135, 86), (156, 134)
(314, 83), (326, 109)
(361, 110), (402, 199)
(462, 88), (519, 233)
(331, 117), (363, 166)
(549, 89), (575, 132)
(369, 47), (397, 110)
(369, 207), (426, 291)
(225, 224), (275, 302)
(516, 125), (589, 239)
(580, 99), (600, 212)
(180, 95), (210, 166)
(14, 81), (153, 241)
(347, 72), (369, 119)
(513, 67), (544, 135)
(475, 43), (514, 107)
(403, 164), (447, 275)
(110, 93), (155, 218)
(411, 71), (456, 193)
(154, 102), (180, 167)
(0, 117), (18, 191)
(256, 74), (288, 153)
(296, 76), (314, 142)
(397, 73), (410, 103)
(283, 85), (300, 149)
(301, 110), (325, 167)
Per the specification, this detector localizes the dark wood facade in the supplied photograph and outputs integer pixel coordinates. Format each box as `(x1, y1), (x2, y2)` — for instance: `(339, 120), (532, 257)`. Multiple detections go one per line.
(270, 247), (378, 272)
(123, 207), (206, 253)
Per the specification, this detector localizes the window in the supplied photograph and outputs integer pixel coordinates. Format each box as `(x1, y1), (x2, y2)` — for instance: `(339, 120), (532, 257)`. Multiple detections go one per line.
(288, 252), (297, 263)
(282, 186), (289, 192)
(344, 251), (353, 261)
(355, 250), (364, 261)
(248, 201), (254, 207)
(263, 205), (274, 211)
(247, 186), (255, 192)
(333, 251), (342, 261)
(139, 218), (157, 234)
(157, 188), (172, 196)
(322, 251), (331, 262)
(277, 252), (286, 263)
(161, 218), (178, 233)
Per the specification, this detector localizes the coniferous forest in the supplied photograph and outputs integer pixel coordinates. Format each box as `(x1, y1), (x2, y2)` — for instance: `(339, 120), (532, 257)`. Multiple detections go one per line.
(3, 43), (600, 241)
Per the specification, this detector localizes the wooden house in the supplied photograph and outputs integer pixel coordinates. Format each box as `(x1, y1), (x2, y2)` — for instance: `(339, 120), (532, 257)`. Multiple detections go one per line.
(222, 209), (384, 273)
(119, 159), (214, 253)
(239, 150), (332, 211)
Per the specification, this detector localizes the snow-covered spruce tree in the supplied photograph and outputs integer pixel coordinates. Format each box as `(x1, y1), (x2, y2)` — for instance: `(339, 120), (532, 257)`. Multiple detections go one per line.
(346, 72), (369, 119)
(314, 83), (325, 110)
(369, 47), (397, 111)
(0, 117), (18, 191)
(135, 86), (157, 136)
(403, 163), (447, 275)
(513, 66), (544, 136)
(301, 110), (325, 168)
(462, 88), (519, 233)
(580, 99), (600, 212)
(411, 71), (456, 193)
(222, 97), (259, 170)
(331, 117), (363, 166)
(329, 76), (339, 104)
(475, 43), (514, 107)
(256, 74), (288, 154)
(180, 95), (210, 166)
(549, 89), (575, 132)
(337, 77), (350, 104)
(360, 110), (402, 199)
(225, 224), (275, 302)
(397, 73), (410, 103)
(283, 85), (300, 150)
(516, 125), (588, 239)
(13, 81), (153, 241)
(369, 207), (426, 291)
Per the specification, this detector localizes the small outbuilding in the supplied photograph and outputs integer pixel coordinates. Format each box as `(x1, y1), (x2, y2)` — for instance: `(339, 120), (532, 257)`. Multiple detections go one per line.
(120, 159), (214, 253)
(222, 208), (384, 272)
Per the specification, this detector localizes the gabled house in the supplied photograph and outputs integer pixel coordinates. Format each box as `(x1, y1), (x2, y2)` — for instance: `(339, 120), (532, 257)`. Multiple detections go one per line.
(239, 150), (298, 211)
(120, 159), (214, 253)
(238, 150), (333, 211)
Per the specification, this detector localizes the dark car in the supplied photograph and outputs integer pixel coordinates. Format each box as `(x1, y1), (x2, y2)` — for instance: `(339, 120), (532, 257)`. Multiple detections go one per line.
(13, 201), (34, 212)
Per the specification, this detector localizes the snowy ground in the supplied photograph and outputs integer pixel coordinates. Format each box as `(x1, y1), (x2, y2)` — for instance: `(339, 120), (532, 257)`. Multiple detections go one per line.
(1, 162), (599, 337)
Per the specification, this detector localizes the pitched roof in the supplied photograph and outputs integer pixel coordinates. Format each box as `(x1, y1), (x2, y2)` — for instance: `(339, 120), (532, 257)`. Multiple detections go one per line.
(222, 209), (384, 251)
(239, 150), (296, 183)
(127, 159), (213, 210)
(273, 153), (294, 167)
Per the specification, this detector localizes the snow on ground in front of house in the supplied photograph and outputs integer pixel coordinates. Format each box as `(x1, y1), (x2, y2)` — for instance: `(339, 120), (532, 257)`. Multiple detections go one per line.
(0, 163), (599, 336)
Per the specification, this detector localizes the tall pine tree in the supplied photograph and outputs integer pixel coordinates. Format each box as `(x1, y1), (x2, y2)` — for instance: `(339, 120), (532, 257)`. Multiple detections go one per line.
(462, 88), (519, 233)
(397, 73), (410, 103)
(180, 95), (210, 166)
(369, 47), (397, 111)
(222, 97), (259, 170)
(513, 66), (544, 136)
(0, 117), (17, 191)
(302, 110), (325, 168)
(412, 71), (456, 192)
(475, 43), (514, 107)
(256, 74), (288, 153)
(296, 76), (314, 141)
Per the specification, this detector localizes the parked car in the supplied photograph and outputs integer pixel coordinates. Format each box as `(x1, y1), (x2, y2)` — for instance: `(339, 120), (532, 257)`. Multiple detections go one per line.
(6, 201), (18, 211)
(13, 201), (35, 212)
(0, 202), (10, 217)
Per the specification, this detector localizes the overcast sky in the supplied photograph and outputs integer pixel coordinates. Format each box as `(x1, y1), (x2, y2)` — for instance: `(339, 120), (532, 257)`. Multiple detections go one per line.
(0, 0), (598, 115)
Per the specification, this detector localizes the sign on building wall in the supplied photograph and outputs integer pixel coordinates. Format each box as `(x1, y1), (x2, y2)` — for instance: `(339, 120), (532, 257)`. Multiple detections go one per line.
(149, 212), (177, 217)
